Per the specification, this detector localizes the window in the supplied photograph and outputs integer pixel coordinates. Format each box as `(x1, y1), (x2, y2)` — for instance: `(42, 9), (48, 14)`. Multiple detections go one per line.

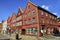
(41, 11), (43, 15)
(28, 19), (30, 23)
(33, 28), (37, 35)
(26, 28), (37, 35)
(52, 16), (54, 19)
(55, 17), (57, 20)
(46, 13), (48, 16)
(12, 20), (16, 22)
(19, 21), (22, 25)
(13, 24), (15, 26)
(55, 22), (57, 25)
(28, 6), (30, 11)
(32, 10), (35, 15)
(46, 19), (49, 24)
(50, 20), (52, 24)
(50, 14), (51, 18)
(26, 29), (29, 34)
(40, 18), (44, 23)
(32, 17), (36, 23)
(16, 22), (19, 26)
(26, 19), (31, 24)
(16, 22), (22, 26)
(16, 16), (22, 21)
(28, 12), (30, 16)
(24, 14), (27, 18)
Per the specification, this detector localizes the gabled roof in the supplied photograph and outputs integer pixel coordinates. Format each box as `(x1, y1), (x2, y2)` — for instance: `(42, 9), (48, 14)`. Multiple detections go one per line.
(20, 8), (24, 13)
(7, 16), (12, 22)
(11, 13), (17, 20)
(12, 13), (17, 17)
(28, 1), (57, 17)
(17, 8), (24, 15)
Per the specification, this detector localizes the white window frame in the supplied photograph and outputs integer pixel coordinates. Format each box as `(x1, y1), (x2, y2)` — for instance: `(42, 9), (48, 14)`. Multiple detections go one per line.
(46, 13), (48, 16)
(32, 10), (35, 15)
(41, 11), (43, 15)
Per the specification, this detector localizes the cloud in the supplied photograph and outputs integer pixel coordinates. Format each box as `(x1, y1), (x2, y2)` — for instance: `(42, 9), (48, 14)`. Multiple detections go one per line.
(0, 22), (1, 23)
(41, 5), (49, 10)
(53, 13), (57, 15)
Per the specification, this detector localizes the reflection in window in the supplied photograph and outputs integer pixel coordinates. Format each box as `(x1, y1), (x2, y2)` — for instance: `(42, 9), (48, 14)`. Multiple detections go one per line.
(26, 28), (37, 35)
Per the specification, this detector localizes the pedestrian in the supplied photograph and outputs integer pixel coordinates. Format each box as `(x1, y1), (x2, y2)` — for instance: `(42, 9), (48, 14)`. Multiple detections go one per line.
(41, 29), (43, 36)
(16, 32), (19, 40)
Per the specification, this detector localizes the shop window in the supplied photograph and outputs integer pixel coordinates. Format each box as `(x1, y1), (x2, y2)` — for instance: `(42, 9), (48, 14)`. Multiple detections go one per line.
(33, 28), (37, 35)
(26, 28), (37, 35)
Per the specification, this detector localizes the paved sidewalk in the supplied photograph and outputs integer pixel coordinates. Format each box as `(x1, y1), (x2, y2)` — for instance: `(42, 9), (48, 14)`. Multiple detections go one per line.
(0, 33), (16, 40)
(1, 33), (60, 40)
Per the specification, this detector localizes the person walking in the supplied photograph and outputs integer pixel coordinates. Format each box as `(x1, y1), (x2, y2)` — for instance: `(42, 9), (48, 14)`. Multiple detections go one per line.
(16, 32), (19, 40)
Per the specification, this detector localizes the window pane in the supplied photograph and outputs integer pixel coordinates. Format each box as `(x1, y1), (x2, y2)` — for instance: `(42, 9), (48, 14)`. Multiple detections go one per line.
(32, 10), (35, 15)
(41, 11), (43, 15)
(46, 13), (48, 16)
(28, 12), (30, 16)
(32, 17), (36, 23)
(28, 6), (30, 11)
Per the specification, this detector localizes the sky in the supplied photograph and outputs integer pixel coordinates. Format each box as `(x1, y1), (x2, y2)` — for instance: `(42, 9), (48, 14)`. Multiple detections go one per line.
(0, 0), (60, 22)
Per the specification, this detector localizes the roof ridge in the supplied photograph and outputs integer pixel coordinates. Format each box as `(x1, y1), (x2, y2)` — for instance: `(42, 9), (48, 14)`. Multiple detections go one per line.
(28, 1), (37, 6)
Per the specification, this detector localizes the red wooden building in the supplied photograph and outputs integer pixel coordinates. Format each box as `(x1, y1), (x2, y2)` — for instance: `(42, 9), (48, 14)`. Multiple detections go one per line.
(15, 8), (24, 34)
(22, 1), (57, 36)
(57, 19), (60, 32)
(10, 13), (17, 30)
(7, 1), (58, 36)
(7, 17), (11, 30)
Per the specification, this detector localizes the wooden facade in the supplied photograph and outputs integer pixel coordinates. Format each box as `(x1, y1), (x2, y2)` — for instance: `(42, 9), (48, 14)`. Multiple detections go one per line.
(0, 23), (2, 33)
(22, 1), (57, 36)
(7, 1), (58, 36)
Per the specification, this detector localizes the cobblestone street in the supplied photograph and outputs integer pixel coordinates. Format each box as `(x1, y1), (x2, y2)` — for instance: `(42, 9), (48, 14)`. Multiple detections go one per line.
(0, 33), (60, 40)
(0, 34), (14, 40)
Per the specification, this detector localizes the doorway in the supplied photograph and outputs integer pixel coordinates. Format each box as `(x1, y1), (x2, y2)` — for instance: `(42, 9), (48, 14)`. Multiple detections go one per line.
(41, 25), (46, 36)
(21, 29), (26, 35)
